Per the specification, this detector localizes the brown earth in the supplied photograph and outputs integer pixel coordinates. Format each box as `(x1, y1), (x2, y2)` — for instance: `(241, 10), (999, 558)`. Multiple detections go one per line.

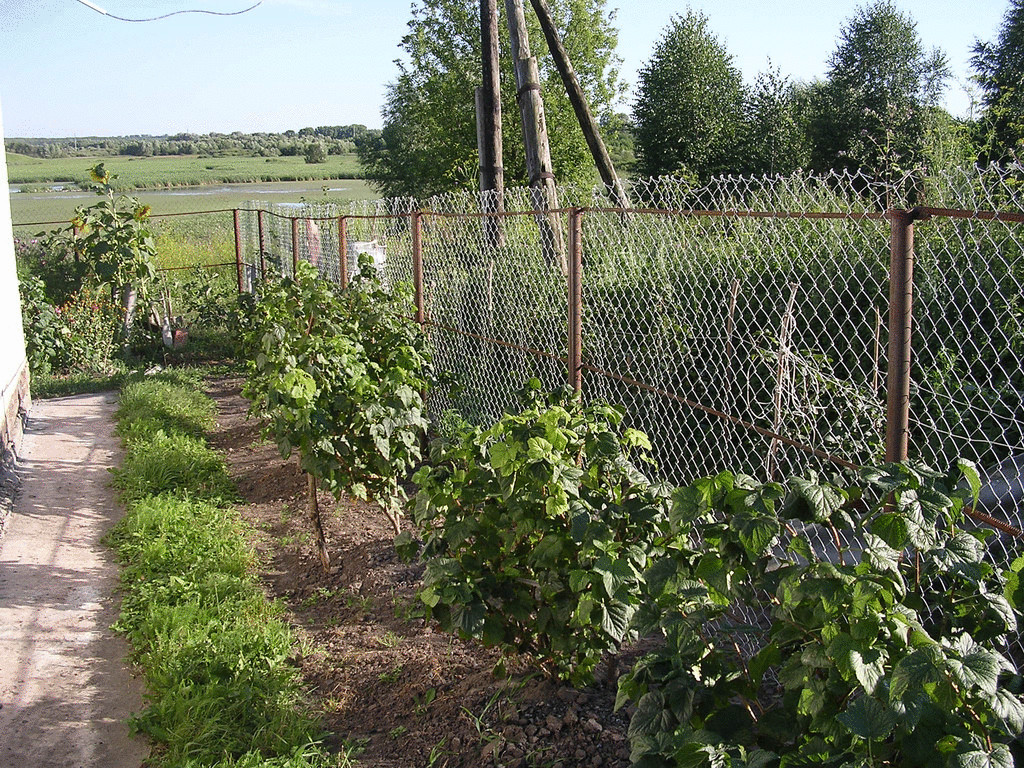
(205, 377), (637, 768)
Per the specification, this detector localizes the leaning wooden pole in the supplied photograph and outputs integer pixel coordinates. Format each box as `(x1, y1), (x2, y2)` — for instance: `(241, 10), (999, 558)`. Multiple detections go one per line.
(505, 0), (566, 273)
(528, 0), (629, 210)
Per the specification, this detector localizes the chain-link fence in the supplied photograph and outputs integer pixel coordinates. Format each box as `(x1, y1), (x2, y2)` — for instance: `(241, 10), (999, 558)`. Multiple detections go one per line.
(237, 169), (1024, 536)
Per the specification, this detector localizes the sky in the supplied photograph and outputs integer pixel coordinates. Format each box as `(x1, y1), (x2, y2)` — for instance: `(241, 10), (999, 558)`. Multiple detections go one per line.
(0, 0), (1013, 138)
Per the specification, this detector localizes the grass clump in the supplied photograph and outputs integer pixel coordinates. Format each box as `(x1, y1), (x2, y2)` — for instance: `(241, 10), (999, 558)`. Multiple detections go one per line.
(110, 372), (334, 767)
(112, 430), (236, 503)
(116, 374), (216, 440)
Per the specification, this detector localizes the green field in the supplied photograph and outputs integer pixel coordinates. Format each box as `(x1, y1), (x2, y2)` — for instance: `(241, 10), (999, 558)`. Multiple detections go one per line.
(6, 151), (364, 190)
(10, 178), (378, 229)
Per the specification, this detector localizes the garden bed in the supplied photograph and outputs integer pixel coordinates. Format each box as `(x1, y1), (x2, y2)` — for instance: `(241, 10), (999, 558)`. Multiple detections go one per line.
(206, 376), (635, 768)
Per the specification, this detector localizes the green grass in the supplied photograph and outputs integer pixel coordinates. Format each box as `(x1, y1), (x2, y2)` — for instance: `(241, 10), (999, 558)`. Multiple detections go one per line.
(7, 152), (364, 188)
(29, 368), (128, 399)
(10, 178), (378, 230)
(116, 375), (216, 440)
(112, 429), (237, 503)
(108, 371), (337, 767)
(152, 215), (236, 269)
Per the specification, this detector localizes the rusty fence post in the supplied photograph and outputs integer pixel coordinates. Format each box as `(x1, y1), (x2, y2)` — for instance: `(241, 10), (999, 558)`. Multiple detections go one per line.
(257, 209), (267, 280)
(291, 217), (300, 277)
(885, 209), (917, 462)
(233, 209), (244, 294)
(567, 207), (583, 392)
(338, 216), (348, 289)
(412, 211), (425, 326)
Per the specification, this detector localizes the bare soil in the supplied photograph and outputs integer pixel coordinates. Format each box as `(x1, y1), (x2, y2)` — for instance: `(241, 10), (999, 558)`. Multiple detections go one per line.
(206, 377), (636, 768)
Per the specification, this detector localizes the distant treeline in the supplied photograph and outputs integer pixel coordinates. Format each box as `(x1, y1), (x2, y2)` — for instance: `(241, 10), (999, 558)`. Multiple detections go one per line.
(5, 125), (382, 160)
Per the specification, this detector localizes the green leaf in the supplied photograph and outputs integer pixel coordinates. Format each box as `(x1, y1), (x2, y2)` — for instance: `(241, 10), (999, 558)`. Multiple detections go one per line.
(488, 441), (513, 470)
(956, 459), (982, 503)
(627, 690), (668, 738)
(787, 476), (845, 523)
(890, 647), (943, 703)
(748, 643), (780, 687)
(947, 637), (1001, 695)
(953, 745), (1014, 768)
(451, 602), (485, 636)
(600, 600), (633, 642)
(836, 696), (897, 739)
(870, 512), (909, 549)
(530, 534), (564, 568)
(732, 511), (779, 557)
(992, 688), (1024, 733)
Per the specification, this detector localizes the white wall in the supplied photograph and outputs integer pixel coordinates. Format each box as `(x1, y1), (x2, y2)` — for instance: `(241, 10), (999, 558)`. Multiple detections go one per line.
(0, 96), (30, 463)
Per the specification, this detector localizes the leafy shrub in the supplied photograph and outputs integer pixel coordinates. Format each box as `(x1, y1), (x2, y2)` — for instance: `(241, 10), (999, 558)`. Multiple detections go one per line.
(404, 380), (671, 684)
(56, 287), (122, 372)
(618, 462), (1024, 767)
(161, 266), (240, 328)
(18, 270), (68, 378)
(14, 234), (90, 307)
(242, 258), (430, 532)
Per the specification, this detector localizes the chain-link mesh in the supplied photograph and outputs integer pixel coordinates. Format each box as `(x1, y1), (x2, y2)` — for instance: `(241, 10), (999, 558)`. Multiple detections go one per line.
(237, 171), (1024, 520)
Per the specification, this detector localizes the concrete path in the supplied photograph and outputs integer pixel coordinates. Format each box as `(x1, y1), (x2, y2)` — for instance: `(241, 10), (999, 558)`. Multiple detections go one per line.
(0, 392), (149, 768)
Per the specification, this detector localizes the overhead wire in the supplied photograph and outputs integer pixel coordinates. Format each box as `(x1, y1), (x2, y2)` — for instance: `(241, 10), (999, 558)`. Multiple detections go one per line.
(72, 0), (262, 23)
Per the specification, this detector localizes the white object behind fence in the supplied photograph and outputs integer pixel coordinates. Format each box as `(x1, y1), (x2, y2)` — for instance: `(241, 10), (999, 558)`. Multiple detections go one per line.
(347, 239), (387, 284)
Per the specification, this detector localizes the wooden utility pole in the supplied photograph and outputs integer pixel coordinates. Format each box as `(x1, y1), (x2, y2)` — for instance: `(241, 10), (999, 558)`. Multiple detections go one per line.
(505, 0), (566, 273)
(478, 0), (505, 231)
(528, 0), (630, 210)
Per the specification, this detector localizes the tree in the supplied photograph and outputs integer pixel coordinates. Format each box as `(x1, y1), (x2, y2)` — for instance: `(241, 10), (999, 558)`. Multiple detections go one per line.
(741, 67), (812, 176)
(972, 0), (1024, 163)
(631, 11), (745, 181)
(807, 1), (949, 177)
(358, 0), (623, 199)
(303, 141), (327, 164)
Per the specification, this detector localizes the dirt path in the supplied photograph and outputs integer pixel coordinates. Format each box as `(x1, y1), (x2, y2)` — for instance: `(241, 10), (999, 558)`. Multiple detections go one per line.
(0, 392), (149, 768)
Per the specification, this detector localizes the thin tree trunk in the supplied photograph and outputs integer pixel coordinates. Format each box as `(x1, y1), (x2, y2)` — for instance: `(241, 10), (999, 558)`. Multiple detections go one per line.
(119, 283), (138, 354)
(307, 471), (331, 571)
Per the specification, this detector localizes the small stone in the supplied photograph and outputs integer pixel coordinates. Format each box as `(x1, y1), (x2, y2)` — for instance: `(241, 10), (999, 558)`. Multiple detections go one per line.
(545, 714), (563, 732)
(592, 756), (603, 767)
(525, 724), (538, 737)
(481, 740), (501, 761)
(575, 748), (587, 760)
(562, 710), (579, 726)
(583, 718), (603, 734)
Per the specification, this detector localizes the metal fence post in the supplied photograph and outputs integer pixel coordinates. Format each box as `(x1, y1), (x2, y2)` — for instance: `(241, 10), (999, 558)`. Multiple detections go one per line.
(885, 209), (916, 462)
(256, 209), (267, 280)
(338, 216), (348, 289)
(567, 207), (583, 392)
(412, 211), (425, 326)
(232, 209), (244, 294)
(291, 217), (300, 277)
